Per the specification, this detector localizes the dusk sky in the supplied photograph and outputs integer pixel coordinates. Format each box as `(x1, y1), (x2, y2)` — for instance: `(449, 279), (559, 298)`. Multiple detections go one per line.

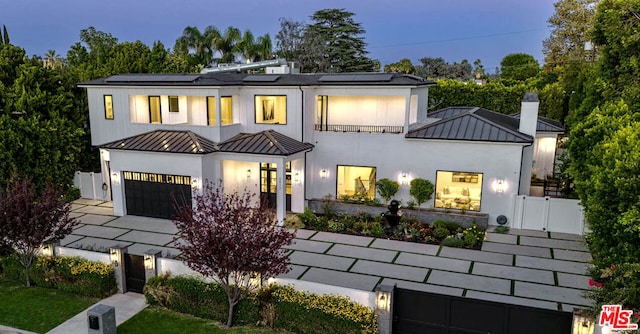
(2, 0), (556, 73)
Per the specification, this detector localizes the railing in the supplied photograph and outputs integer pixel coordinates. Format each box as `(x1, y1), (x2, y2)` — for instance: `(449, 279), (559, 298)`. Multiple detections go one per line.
(315, 124), (404, 134)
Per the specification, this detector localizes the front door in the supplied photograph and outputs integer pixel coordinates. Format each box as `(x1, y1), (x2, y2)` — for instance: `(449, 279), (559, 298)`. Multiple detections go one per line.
(124, 254), (145, 293)
(260, 163), (291, 210)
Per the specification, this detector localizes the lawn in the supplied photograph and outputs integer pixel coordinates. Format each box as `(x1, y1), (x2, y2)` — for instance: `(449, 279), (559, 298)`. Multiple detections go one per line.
(0, 278), (98, 333)
(118, 307), (285, 334)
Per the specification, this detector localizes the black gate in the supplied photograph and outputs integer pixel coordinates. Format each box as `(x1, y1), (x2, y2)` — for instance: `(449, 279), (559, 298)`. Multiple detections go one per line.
(123, 172), (192, 219)
(393, 288), (572, 334)
(124, 254), (145, 293)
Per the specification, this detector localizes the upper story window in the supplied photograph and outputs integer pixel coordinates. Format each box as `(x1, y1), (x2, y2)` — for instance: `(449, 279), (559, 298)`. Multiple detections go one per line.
(104, 95), (114, 120)
(255, 95), (286, 124)
(207, 96), (234, 125)
(169, 96), (179, 112)
(149, 96), (162, 124)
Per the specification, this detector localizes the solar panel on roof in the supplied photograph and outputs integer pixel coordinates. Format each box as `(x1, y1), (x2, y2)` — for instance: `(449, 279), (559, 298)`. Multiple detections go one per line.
(242, 75), (280, 82)
(318, 73), (393, 82)
(104, 74), (201, 83)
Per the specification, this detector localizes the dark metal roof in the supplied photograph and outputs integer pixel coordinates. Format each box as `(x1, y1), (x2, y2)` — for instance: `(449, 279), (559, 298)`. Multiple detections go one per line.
(218, 130), (314, 156)
(100, 130), (218, 154)
(408, 107), (533, 143)
(511, 113), (565, 133)
(79, 72), (434, 87)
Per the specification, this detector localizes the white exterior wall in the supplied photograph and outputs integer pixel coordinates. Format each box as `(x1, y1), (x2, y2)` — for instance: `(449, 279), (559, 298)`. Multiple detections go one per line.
(236, 86), (303, 141)
(108, 150), (205, 216)
(307, 133), (524, 225)
(532, 133), (559, 179)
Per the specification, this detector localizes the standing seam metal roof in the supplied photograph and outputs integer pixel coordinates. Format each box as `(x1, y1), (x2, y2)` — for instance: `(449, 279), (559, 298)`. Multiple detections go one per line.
(100, 130), (218, 154)
(218, 130), (314, 155)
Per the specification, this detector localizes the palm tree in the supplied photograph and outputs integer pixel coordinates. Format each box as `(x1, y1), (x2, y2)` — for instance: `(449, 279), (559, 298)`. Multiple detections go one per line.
(237, 30), (257, 63)
(210, 26), (241, 64)
(174, 26), (214, 67)
(255, 34), (273, 62)
(43, 49), (62, 69)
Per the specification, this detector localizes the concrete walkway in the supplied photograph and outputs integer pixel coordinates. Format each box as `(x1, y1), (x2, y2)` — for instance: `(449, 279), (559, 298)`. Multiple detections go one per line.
(46, 292), (146, 334)
(62, 199), (593, 313)
(0, 325), (38, 334)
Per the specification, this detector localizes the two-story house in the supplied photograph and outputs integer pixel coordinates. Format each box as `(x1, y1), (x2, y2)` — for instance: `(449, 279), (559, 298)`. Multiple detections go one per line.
(79, 68), (561, 226)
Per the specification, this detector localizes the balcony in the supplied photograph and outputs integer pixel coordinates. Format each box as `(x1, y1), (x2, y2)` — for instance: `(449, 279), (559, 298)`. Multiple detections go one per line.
(314, 124), (404, 134)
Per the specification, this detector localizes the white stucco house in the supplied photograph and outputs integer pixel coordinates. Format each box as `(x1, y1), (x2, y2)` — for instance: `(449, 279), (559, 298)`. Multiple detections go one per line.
(79, 66), (562, 226)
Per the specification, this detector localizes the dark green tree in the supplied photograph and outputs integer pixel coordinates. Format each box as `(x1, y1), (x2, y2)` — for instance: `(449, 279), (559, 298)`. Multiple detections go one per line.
(2, 25), (9, 45)
(383, 58), (415, 74)
(302, 8), (376, 73)
(500, 53), (540, 82)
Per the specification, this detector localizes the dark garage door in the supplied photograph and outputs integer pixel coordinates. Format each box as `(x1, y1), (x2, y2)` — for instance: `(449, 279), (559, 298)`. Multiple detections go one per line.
(393, 288), (572, 334)
(123, 172), (192, 219)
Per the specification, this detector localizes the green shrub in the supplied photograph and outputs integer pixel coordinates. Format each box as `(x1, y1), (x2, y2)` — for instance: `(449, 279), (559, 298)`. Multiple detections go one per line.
(1, 255), (116, 297)
(144, 275), (259, 325)
(433, 227), (450, 240)
(409, 178), (435, 207)
(270, 285), (377, 334)
(328, 219), (346, 233)
(369, 222), (385, 237)
(431, 220), (461, 232)
(494, 225), (510, 233)
(442, 236), (467, 248)
(376, 178), (399, 202)
(298, 207), (318, 228)
(462, 224), (485, 247)
(407, 200), (416, 209)
(284, 215), (304, 229)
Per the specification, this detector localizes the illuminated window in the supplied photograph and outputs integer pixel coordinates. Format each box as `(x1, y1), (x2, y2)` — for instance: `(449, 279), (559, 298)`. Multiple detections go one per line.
(337, 165), (376, 200)
(169, 96), (179, 112)
(207, 96), (234, 125)
(149, 96), (161, 123)
(104, 95), (114, 120)
(434, 171), (483, 211)
(255, 95), (286, 124)
(317, 95), (328, 131)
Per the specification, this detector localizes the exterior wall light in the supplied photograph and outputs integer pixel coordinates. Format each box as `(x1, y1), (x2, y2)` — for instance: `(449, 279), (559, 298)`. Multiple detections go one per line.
(401, 173), (409, 186)
(144, 254), (154, 270)
(572, 309), (594, 334)
(294, 172), (300, 184)
(246, 169), (252, 179)
(40, 243), (54, 257)
(111, 172), (119, 185)
(191, 178), (199, 190)
(493, 179), (506, 194)
(320, 169), (328, 180)
(110, 249), (119, 267)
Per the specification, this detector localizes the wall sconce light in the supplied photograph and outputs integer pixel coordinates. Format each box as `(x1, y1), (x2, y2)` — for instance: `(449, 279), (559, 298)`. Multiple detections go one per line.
(41, 243), (54, 257)
(572, 309), (594, 334)
(294, 172), (300, 184)
(320, 169), (328, 180)
(144, 254), (154, 270)
(191, 178), (199, 190)
(401, 173), (409, 186)
(111, 172), (119, 184)
(246, 169), (252, 179)
(110, 249), (119, 267)
(493, 179), (506, 194)
(375, 285), (393, 312)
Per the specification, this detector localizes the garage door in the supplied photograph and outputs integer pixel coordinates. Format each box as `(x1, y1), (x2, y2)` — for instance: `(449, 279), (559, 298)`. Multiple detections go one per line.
(393, 288), (572, 334)
(123, 172), (192, 219)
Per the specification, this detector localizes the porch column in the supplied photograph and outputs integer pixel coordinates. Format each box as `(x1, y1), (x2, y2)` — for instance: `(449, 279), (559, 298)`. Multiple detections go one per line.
(276, 159), (286, 225)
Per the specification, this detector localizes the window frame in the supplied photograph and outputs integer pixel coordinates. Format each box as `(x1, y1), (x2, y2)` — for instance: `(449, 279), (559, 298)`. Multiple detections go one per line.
(336, 164), (377, 200)
(434, 170), (483, 212)
(254, 95), (287, 125)
(148, 96), (162, 124)
(104, 95), (114, 120)
(221, 96), (233, 125)
(206, 96), (216, 126)
(168, 96), (179, 113)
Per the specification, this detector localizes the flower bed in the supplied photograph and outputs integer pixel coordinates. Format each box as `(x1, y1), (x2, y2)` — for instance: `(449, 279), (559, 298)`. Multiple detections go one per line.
(290, 208), (486, 249)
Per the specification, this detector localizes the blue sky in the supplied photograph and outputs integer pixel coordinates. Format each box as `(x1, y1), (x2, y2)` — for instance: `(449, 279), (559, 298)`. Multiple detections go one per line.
(2, 0), (555, 73)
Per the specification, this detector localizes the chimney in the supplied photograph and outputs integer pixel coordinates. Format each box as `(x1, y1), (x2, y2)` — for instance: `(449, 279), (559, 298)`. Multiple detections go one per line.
(519, 92), (539, 137)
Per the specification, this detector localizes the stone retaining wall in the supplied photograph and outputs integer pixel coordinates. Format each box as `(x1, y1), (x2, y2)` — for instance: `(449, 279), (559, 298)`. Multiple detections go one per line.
(307, 199), (489, 230)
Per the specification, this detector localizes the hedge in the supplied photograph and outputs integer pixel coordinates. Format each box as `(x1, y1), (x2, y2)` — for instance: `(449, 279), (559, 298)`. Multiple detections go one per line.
(144, 275), (377, 333)
(0, 255), (117, 297)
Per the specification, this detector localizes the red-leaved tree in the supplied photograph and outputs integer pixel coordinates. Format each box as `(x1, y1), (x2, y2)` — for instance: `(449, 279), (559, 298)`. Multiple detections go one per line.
(173, 181), (295, 327)
(0, 177), (77, 286)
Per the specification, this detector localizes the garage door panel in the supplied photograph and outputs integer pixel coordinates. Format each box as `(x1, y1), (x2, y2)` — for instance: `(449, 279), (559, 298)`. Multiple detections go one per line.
(123, 172), (192, 219)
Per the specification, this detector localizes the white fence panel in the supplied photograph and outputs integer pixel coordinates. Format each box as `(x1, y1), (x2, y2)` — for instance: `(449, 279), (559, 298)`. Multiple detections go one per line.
(512, 195), (585, 235)
(55, 246), (111, 264)
(74, 171), (109, 200)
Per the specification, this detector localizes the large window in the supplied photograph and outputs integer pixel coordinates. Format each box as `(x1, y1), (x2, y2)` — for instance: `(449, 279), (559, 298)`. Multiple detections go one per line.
(317, 95), (328, 131)
(434, 171), (483, 211)
(169, 96), (179, 112)
(104, 95), (114, 120)
(207, 96), (234, 125)
(337, 165), (376, 200)
(255, 95), (286, 124)
(149, 96), (161, 123)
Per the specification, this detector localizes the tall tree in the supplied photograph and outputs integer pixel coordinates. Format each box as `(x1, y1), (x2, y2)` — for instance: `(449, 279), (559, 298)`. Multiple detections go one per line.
(174, 26), (214, 68)
(173, 182), (295, 327)
(0, 176), (77, 287)
(302, 8), (376, 73)
(275, 18), (306, 62)
(2, 25), (9, 45)
(499, 53), (540, 82)
(43, 49), (63, 69)
(212, 26), (241, 64)
(383, 58), (415, 74)
(543, 0), (597, 70)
